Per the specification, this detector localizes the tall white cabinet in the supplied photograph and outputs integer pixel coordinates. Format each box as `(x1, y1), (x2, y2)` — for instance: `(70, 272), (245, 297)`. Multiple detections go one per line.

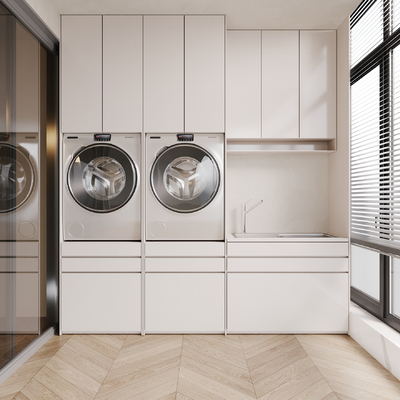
(185, 16), (225, 133)
(144, 16), (184, 133)
(300, 30), (336, 139)
(226, 30), (261, 138)
(103, 16), (142, 133)
(62, 15), (143, 133)
(61, 16), (102, 133)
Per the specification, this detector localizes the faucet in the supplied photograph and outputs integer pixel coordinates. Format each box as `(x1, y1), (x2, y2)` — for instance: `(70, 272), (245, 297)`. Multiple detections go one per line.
(242, 199), (263, 234)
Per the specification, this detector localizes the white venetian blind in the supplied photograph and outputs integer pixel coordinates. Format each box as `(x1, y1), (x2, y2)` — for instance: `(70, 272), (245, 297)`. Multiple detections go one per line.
(351, 0), (400, 252)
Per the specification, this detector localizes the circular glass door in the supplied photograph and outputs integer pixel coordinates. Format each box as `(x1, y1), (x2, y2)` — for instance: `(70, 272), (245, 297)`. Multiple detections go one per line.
(67, 144), (137, 213)
(0, 144), (35, 213)
(151, 143), (220, 213)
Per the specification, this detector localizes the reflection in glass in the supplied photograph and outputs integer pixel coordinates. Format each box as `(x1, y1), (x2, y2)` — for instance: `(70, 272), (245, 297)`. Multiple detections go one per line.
(351, 245), (380, 301)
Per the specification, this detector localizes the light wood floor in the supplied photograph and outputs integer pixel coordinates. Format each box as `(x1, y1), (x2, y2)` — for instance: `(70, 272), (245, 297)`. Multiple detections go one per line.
(0, 334), (399, 399)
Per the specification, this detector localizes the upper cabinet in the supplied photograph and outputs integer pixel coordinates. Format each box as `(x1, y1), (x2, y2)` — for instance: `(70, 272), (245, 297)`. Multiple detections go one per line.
(61, 16), (102, 133)
(226, 29), (336, 143)
(226, 31), (261, 138)
(262, 31), (299, 139)
(185, 16), (225, 133)
(61, 15), (142, 133)
(103, 16), (142, 133)
(144, 16), (184, 133)
(300, 30), (336, 139)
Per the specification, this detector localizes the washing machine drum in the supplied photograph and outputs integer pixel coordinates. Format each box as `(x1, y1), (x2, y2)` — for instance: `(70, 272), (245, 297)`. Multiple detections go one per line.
(68, 144), (137, 213)
(0, 144), (35, 213)
(151, 143), (220, 213)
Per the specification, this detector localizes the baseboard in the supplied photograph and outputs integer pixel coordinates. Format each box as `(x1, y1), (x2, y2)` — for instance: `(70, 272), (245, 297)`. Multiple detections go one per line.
(349, 302), (400, 380)
(0, 325), (55, 386)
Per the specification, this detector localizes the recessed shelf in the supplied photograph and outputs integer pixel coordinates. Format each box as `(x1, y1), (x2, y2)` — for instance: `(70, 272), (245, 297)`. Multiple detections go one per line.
(226, 138), (336, 154)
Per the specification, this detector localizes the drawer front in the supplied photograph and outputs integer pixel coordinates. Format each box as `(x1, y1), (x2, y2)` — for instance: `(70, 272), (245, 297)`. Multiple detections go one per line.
(62, 258), (141, 272)
(61, 273), (141, 333)
(146, 242), (225, 257)
(62, 242), (141, 257)
(146, 273), (224, 332)
(0, 258), (39, 272)
(228, 273), (348, 333)
(228, 242), (348, 257)
(0, 242), (38, 257)
(228, 258), (348, 272)
(146, 258), (224, 272)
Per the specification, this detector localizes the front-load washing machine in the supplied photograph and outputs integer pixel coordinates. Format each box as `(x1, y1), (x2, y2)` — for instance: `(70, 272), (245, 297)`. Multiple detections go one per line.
(0, 133), (39, 241)
(146, 133), (224, 240)
(63, 133), (140, 240)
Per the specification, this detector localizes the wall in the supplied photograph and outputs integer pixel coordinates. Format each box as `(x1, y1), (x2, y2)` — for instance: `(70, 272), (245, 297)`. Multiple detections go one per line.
(328, 17), (349, 237)
(227, 154), (329, 235)
(24, 0), (60, 38)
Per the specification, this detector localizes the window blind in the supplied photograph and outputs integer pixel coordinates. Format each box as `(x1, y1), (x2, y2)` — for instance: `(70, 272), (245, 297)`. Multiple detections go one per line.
(351, 0), (400, 254)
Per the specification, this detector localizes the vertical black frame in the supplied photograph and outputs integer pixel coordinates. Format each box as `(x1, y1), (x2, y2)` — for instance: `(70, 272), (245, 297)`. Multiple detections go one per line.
(350, 0), (400, 334)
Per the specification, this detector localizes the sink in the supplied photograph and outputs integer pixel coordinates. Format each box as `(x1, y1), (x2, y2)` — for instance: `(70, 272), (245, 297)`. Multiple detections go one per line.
(233, 233), (278, 238)
(232, 232), (333, 239)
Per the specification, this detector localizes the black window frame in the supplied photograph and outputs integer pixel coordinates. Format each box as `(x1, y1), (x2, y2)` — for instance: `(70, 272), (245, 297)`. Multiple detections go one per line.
(350, 0), (400, 334)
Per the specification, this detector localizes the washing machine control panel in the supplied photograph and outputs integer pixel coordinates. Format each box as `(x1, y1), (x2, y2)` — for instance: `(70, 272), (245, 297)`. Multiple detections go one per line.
(94, 134), (111, 142)
(177, 134), (194, 142)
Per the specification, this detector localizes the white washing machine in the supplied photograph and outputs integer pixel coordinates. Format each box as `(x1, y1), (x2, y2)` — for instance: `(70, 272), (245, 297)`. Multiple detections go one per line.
(63, 133), (140, 240)
(0, 133), (39, 241)
(146, 133), (224, 240)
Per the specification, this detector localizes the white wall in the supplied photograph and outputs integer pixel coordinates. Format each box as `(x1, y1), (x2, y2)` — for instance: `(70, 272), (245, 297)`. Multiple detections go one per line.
(328, 17), (349, 237)
(24, 0), (60, 38)
(227, 154), (329, 234)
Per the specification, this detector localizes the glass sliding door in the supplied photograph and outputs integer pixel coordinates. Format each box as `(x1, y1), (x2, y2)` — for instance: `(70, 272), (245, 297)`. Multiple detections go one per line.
(0, 0), (58, 372)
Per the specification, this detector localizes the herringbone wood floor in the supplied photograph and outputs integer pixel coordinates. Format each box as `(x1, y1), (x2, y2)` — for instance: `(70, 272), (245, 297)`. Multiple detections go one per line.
(0, 334), (399, 399)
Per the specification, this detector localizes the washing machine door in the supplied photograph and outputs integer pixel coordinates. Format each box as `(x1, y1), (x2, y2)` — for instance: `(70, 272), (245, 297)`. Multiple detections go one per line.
(151, 143), (220, 213)
(0, 144), (35, 213)
(68, 144), (137, 213)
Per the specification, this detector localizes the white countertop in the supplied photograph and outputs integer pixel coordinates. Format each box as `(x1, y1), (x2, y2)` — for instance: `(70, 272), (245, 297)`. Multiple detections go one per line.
(226, 233), (349, 243)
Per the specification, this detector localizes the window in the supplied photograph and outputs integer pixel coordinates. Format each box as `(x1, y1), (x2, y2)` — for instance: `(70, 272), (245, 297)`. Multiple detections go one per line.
(350, 0), (400, 332)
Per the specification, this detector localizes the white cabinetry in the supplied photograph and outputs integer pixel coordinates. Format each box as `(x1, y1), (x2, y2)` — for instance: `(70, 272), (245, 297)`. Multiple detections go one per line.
(62, 273), (141, 333)
(185, 16), (225, 133)
(300, 30), (336, 139)
(262, 31), (299, 139)
(228, 273), (348, 332)
(146, 273), (224, 332)
(226, 31), (261, 138)
(227, 240), (349, 333)
(62, 15), (143, 133)
(144, 16), (184, 133)
(103, 16), (142, 133)
(61, 16), (102, 133)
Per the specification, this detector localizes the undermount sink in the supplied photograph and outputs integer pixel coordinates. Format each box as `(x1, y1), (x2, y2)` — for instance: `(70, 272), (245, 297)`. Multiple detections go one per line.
(232, 232), (333, 239)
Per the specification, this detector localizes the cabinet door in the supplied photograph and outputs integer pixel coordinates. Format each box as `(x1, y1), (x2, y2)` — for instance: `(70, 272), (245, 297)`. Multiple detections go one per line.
(103, 16), (142, 133)
(226, 30), (261, 138)
(61, 16), (102, 133)
(300, 30), (336, 139)
(228, 273), (348, 333)
(61, 273), (141, 333)
(185, 16), (225, 133)
(146, 273), (224, 332)
(144, 16), (184, 133)
(262, 31), (299, 139)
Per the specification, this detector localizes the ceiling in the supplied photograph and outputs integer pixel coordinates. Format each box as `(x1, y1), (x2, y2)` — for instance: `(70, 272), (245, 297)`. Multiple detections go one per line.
(50, 0), (362, 29)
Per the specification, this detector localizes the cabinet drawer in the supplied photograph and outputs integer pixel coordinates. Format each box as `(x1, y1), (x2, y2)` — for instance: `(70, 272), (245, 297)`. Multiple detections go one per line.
(0, 242), (38, 257)
(62, 242), (141, 257)
(146, 242), (224, 257)
(146, 258), (224, 272)
(228, 273), (348, 333)
(0, 258), (38, 272)
(228, 258), (348, 272)
(61, 273), (140, 333)
(146, 273), (224, 332)
(62, 258), (141, 272)
(228, 242), (348, 257)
